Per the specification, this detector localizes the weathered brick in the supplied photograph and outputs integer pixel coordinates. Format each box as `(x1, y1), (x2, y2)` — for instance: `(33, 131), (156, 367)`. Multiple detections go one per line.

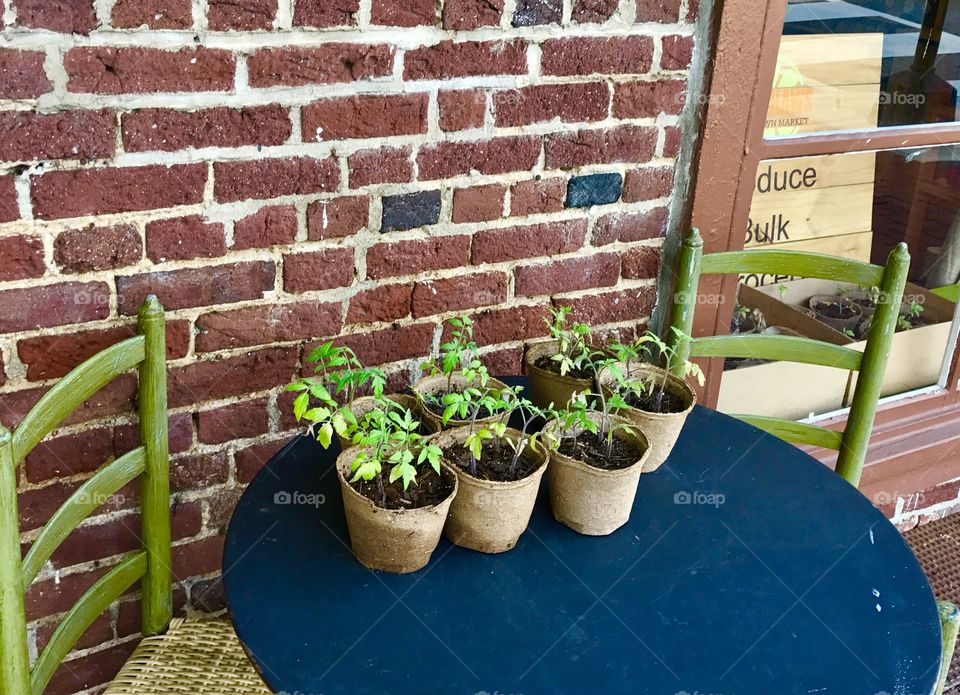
(472, 304), (550, 346)
(404, 40), (526, 80)
(513, 0), (561, 26)
(664, 125), (681, 157)
(0, 110), (114, 162)
(294, 0), (358, 26)
(559, 286), (656, 324)
(593, 207), (667, 245)
(494, 83), (609, 127)
(116, 261), (276, 315)
(208, 0), (277, 29)
(247, 45), (394, 87)
(32, 164), (207, 220)
(566, 172), (622, 208)
(381, 190), (442, 232)
(348, 146), (413, 187)
(636, 0), (681, 22)
(0, 375), (136, 432)
(123, 105), (291, 152)
(173, 535), (226, 579)
(412, 272), (508, 318)
(546, 125), (657, 169)
(146, 216), (226, 262)
(197, 399), (270, 444)
(307, 196), (369, 239)
(452, 185), (505, 223)
(282, 248), (355, 293)
(371, 0), (434, 26)
(214, 157), (339, 202)
(622, 245), (662, 279)
(0, 49), (50, 99)
(196, 301), (342, 351)
(65, 47), (235, 94)
(114, 412), (194, 458)
(54, 225), (142, 273)
(541, 36), (653, 76)
(169, 347), (297, 407)
(417, 135), (541, 180)
(481, 345), (523, 376)
(366, 235), (470, 279)
(171, 452), (229, 492)
(662, 34), (694, 71)
(233, 206), (297, 250)
(613, 80), (686, 118)
(14, 0), (97, 34)
(438, 89), (486, 132)
(37, 614), (112, 654)
(347, 283), (412, 324)
(236, 438), (288, 483)
(46, 642), (136, 695)
(335, 323), (433, 365)
(510, 177), (566, 217)
(623, 166), (675, 202)
(0, 176), (17, 223)
(303, 94), (428, 142)
(0, 235), (45, 280)
(472, 219), (586, 264)
(0, 282), (109, 333)
(515, 252), (620, 296)
(572, 0), (618, 22)
(443, 0), (503, 29)
(112, 0), (192, 28)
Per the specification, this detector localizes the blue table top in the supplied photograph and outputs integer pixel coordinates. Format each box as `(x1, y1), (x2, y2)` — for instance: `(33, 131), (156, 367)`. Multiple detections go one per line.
(223, 378), (941, 695)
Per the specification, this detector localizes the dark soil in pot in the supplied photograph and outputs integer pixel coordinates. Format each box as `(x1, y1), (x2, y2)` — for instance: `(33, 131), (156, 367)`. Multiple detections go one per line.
(624, 388), (689, 414)
(444, 440), (542, 482)
(808, 295), (862, 332)
(556, 430), (644, 470)
(730, 315), (758, 334)
(350, 465), (454, 510)
(532, 355), (594, 380)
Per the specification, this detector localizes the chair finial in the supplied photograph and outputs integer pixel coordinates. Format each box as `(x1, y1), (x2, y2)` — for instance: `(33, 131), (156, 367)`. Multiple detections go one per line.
(138, 295), (164, 320)
(685, 228), (703, 248)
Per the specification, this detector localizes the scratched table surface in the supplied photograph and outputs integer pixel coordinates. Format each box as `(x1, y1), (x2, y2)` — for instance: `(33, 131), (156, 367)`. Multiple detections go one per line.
(223, 377), (941, 695)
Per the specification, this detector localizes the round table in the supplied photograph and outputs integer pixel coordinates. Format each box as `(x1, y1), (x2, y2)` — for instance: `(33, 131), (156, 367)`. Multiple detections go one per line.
(223, 378), (941, 695)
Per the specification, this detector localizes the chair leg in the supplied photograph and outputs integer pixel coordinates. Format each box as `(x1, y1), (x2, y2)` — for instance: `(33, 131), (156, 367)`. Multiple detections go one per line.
(937, 600), (960, 695)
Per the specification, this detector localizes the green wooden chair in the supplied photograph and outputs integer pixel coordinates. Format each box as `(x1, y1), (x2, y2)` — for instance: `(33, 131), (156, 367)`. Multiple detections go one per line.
(0, 296), (270, 695)
(668, 228), (959, 694)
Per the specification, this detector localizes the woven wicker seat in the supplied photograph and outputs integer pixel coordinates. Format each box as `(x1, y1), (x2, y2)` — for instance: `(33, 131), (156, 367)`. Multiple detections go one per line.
(104, 618), (271, 694)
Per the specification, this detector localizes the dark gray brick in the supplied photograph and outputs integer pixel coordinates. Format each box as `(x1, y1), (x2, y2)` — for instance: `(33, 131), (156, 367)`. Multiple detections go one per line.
(381, 190), (442, 232)
(513, 0), (562, 26)
(566, 173), (623, 208)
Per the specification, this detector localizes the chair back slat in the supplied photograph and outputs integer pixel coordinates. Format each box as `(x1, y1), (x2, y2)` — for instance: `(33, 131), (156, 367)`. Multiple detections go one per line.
(690, 335), (863, 371)
(22, 446), (146, 586)
(30, 551), (148, 695)
(734, 415), (844, 450)
(702, 249), (886, 287)
(13, 335), (146, 465)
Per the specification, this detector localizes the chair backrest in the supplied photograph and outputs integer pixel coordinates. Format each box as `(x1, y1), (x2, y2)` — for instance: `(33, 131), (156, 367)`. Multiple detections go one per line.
(668, 229), (909, 489)
(0, 296), (171, 695)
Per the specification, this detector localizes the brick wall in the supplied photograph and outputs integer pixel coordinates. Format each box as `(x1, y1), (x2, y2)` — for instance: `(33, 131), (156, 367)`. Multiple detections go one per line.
(0, 0), (697, 691)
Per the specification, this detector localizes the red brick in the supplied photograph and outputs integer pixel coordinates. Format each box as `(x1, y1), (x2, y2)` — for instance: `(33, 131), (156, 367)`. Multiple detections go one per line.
(36, 614), (112, 654)
(334, 323), (433, 365)
(366, 235), (470, 280)
(116, 261), (275, 315)
(0, 176), (17, 223)
(592, 207), (667, 245)
(0, 235), (44, 280)
(0, 282), (108, 333)
(65, 47), (235, 94)
(494, 83), (610, 127)
(348, 146), (412, 187)
(18, 320), (190, 381)
(14, 0), (96, 33)
(515, 253), (620, 297)
(559, 286), (656, 324)
(122, 105), (290, 152)
(283, 248), (354, 293)
(347, 283), (412, 324)
(112, 0), (192, 28)
(438, 89), (486, 132)
(412, 272), (508, 318)
(247, 45), (394, 87)
(171, 452), (229, 492)
(114, 412), (194, 458)
(623, 167), (675, 202)
(146, 216), (226, 262)
(0, 375), (137, 433)
(25, 427), (113, 483)
(45, 642), (136, 695)
(664, 125), (681, 157)
(54, 225), (142, 273)
(443, 0), (503, 29)
(472, 219), (586, 264)
(404, 39), (526, 80)
(572, 0), (618, 22)
(214, 156), (339, 203)
(236, 438), (288, 483)
(233, 206), (297, 250)
(510, 177), (566, 217)
(294, 0), (358, 26)
(481, 345), (523, 376)
(0, 110), (114, 162)
(196, 301), (342, 351)
(417, 135), (541, 180)
(0, 49), (51, 99)
(208, 0), (277, 29)
(25, 564), (102, 619)
(169, 347), (297, 407)
(32, 163), (206, 220)
(622, 245), (662, 279)
(303, 94), (427, 142)
(662, 34), (694, 71)
(173, 535), (225, 579)
(452, 185), (505, 223)
(472, 304), (550, 346)
(0, 354), (5, 386)
(541, 36), (653, 76)
(197, 399), (270, 444)
(613, 80), (686, 118)
(545, 125), (657, 169)
(372, 0), (434, 26)
(307, 196), (369, 239)
(636, 0), (680, 22)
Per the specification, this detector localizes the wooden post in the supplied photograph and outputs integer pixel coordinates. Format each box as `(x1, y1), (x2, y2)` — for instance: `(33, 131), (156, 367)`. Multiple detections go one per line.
(668, 228), (704, 375)
(0, 426), (31, 695)
(138, 295), (172, 637)
(936, 600), (960, 695)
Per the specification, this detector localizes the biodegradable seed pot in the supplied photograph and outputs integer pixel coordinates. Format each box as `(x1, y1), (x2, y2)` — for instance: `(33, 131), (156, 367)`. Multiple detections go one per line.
(413, 372), (509, 432)
(432, 426), (548, 554)
(544, 413), (650, 536)
(525, 340), (594, 410)
(336, 447), (458, 574)
(597, 363), (696, 472)
(808, 295), (863, 333)
(336, 394), (423, 450)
